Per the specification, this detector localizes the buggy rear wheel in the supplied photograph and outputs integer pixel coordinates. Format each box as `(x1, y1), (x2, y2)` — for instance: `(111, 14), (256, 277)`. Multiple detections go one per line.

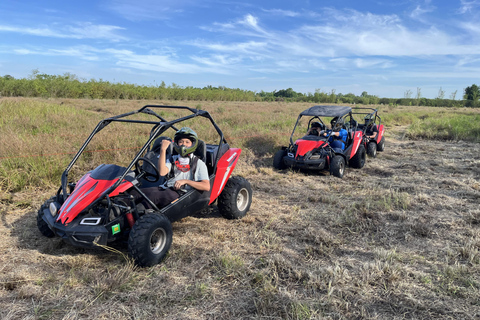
(350, 144), (366, 169)
(128, 213), (172, 267)
(367, 142), (377, 158)
(273, 149), (287, 170)
(330, 156), (345, 178)
(377, 136), (385, 152)
(218, 176), (252, 219)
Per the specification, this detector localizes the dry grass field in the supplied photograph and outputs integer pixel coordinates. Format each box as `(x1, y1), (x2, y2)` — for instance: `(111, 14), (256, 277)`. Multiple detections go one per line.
(1, 98), (479, 319)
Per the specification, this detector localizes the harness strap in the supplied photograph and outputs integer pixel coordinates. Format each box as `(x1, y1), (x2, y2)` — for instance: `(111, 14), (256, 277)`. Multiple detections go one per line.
(168, 154), (199, 179)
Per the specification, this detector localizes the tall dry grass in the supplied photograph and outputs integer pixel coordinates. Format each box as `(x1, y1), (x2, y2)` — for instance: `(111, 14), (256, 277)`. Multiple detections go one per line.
(1, 97), (480, 319)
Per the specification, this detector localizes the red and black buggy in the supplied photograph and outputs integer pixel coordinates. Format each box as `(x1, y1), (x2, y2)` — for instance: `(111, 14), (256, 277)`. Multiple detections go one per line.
(351, 108), (386, 158)
(37, 105), (252, 267)
(273, 105), (366, 178)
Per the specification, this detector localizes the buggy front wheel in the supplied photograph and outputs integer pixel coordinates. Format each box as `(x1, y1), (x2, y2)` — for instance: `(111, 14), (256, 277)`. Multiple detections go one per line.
(350, 144), (366, 169)
(37, 197), (57, 238)
(218, 176), (252, 219)
(330, 156), (345, 178)
(367, 142), (377, 158)
(273, 150), (287, 170)
(128, 213), (173, 267)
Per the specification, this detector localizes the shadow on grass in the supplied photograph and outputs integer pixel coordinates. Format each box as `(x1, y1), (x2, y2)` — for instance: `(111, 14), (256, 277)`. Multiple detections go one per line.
(10, 204), (223, 265)
(245, 136), (276, 157)
(244, 136), (277, 168)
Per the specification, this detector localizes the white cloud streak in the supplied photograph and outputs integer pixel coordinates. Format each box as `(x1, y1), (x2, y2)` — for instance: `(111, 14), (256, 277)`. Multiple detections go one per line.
(106, 0), (195, 21)
(0, 23), (127, 41)
(458, 0), (480, 14)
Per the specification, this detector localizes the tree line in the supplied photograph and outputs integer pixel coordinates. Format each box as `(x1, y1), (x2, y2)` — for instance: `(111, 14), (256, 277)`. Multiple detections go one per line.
(0, 71), (478, 107)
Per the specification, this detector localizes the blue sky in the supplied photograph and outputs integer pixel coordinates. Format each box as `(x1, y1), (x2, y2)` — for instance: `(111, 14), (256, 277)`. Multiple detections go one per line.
(0, 0), (479, 99)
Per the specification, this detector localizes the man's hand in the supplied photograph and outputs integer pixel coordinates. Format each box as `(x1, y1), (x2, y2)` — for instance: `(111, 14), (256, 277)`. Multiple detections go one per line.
(161, 139), (171, 152)
(173, 179), (210, 191)
(173, 179), (187, 190)
(158, 139), (172, 176)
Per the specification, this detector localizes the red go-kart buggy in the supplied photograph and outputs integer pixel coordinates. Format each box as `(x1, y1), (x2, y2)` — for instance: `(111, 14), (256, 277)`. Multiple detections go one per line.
(351, 108), (385, 158)
(37, 105), (253, 267)
(273, 105), (366, 178)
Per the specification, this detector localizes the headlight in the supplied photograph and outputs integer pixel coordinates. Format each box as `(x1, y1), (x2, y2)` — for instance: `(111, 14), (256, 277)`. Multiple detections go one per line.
(288, 152), (294, 158)
(310, 154), (321, 160)
(49, 202), (60, 216)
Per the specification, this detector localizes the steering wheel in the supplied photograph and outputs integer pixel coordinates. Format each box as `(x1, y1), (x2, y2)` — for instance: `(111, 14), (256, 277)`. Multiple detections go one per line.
(134, 157), (160, 183)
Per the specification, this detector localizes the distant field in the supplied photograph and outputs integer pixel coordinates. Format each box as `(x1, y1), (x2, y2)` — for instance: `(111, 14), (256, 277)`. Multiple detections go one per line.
(1, 97), (479, 319)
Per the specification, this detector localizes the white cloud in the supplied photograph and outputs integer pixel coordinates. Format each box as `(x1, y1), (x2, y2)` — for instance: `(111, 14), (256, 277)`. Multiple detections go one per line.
(458, 0), (480, 14)
(104, 49), (231, 74)
(204, 14), (273, 38)
(106, 0), (195, 21)
(189, 40), (268, 57)
(262, 8), (300, 17)
(66, 23), (127, 41)
(0, 25), (63, 37)
(0, 23), (126, 41)
(190, 54), (242, 68)
(208, 9), (480, 58)
(409, 3), (436, 22)
(12, 45), (101, 61)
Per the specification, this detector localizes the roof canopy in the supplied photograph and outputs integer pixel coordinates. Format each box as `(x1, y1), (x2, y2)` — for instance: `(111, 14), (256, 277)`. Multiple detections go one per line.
(299, 105), (352, 118)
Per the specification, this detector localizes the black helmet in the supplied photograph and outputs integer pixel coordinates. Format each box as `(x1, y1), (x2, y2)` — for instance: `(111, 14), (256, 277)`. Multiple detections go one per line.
(330, 117), (344, 131)
(364, 114), (374, 127)
(174, 127), (198, 157)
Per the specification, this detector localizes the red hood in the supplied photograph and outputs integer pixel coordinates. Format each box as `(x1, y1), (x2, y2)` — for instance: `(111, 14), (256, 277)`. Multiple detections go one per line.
(295, 139), (326, 157)
(57, 173), (133, 225)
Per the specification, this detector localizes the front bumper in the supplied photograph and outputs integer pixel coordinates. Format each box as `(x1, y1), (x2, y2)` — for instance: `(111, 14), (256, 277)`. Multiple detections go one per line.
(283, 155), (327, 170)
(41, 207), (110, 248)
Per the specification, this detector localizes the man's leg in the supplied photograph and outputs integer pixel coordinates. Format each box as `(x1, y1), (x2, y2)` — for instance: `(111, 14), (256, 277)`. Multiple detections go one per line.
(131, 187), (179, 209)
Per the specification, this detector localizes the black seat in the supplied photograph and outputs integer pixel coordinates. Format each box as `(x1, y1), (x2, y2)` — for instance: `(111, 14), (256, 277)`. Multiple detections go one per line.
(350, 119), (358, 130)
(205, 143), (229, 175)
(139, 136), (172, 187)
(151, 136), (172, 154)
(194, 140), (206, 163)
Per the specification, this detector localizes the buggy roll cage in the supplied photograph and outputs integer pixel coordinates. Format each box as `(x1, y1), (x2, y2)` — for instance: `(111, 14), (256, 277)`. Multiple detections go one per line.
(350, 107), (382, 130)
(59, 105), (228, 203)
(289, 105), (353, 145)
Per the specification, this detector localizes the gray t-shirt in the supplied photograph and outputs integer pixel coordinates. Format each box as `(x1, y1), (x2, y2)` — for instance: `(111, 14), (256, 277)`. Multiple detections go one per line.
(165, 154), (209, 190)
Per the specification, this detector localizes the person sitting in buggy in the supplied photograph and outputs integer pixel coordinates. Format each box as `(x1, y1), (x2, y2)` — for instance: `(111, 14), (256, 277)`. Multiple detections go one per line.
(322, 117), (348, 152)
(307, 121), (325, 136)
(364, 114), (378, 140)
(133, 127), (210, 209)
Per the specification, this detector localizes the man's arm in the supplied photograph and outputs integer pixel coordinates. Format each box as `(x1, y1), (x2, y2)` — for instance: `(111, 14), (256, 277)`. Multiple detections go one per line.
(158, 139), (171, 176)
(368, 126), (378, 139)
(173, 179), (210, 191)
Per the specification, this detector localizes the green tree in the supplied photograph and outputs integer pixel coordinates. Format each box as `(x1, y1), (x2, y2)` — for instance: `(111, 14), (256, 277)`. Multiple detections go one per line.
(274, 88), (298, 98)
(464, 84), (480, 101)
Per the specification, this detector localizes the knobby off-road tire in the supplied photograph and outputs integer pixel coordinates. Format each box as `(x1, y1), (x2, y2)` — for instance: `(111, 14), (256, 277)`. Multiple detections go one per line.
(350, 144), (366, 169)
(330, 156), (345, 178)
(218, 176), (252, 220)
(37, 197), (56, 238)
(377, 136), (385, 152)
(128, 213), (173, 267)
(367, 142), (377, 158)
(273, 150), (287, 170)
